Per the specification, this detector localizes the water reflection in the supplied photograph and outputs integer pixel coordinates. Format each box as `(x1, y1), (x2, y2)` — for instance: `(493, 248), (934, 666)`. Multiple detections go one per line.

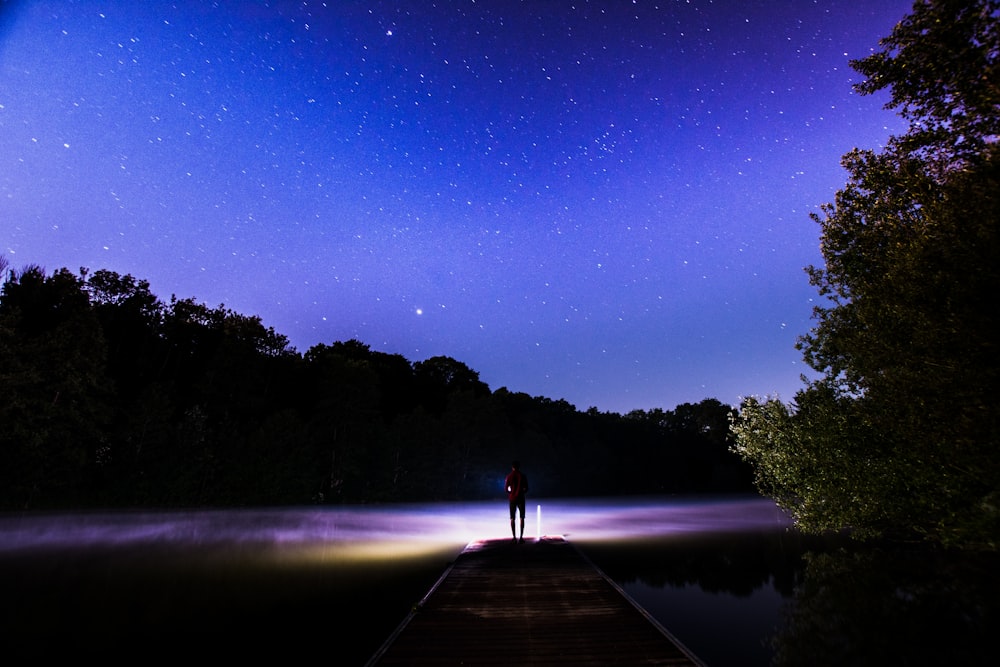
(576, 530), (834, 667)
(771, 545), (997, 666)
(577, 529), (998, 666)
(1, 497), (995, 665)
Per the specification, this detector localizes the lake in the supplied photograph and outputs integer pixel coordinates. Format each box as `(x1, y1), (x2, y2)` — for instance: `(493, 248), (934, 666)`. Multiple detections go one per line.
(1, 496), (995, 665)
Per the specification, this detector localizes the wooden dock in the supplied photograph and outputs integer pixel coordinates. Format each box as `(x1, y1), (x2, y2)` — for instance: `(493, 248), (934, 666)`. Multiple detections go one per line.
(366, 536), (706, 666)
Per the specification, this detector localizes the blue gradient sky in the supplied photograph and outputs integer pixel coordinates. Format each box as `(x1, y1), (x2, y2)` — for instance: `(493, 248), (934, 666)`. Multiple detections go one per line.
(1, 1), (911, 414)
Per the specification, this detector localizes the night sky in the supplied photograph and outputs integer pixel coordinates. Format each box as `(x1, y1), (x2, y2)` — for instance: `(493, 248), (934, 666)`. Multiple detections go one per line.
(1, 1), (912, 414)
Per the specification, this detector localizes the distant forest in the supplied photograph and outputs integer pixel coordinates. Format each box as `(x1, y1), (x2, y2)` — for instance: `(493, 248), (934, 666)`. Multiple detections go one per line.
(0, 261), (755, 511)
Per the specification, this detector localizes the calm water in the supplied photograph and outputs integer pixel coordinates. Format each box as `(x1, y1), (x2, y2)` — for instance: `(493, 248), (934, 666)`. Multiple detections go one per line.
(1, 496), (995, 665)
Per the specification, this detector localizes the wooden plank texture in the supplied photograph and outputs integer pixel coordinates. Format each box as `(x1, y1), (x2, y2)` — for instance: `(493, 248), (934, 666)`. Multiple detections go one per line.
(366, 536), (706, 666)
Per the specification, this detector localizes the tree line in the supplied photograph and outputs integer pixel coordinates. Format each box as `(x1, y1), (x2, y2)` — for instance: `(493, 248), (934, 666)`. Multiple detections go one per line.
(0, 258), (753, 511)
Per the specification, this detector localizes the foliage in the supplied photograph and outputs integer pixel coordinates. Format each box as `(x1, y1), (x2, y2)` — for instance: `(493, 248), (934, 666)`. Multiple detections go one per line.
(731, 0), (1000, 549)
(851, 0), (1000, 171)
(0, 262), (753, 510)
(0, 266), (110, 508)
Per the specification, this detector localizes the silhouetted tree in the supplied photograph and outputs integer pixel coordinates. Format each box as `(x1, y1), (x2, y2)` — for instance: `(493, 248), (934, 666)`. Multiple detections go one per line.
(302, 343), (386, 502)
(0, 266), (110, 508)
(413, 355), (490, 415)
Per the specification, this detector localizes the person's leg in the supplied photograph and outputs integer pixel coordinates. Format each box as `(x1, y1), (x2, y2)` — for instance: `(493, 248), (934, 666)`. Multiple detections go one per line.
(518, 500), (526, 541)
(509, 501), (517, 540)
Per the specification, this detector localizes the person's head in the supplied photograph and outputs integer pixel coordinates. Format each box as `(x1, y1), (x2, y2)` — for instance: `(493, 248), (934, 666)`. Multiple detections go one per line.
(512, 460), (520, 470)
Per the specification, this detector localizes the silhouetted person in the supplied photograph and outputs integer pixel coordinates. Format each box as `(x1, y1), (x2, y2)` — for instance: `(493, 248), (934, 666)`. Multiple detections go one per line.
(505, 460), (529, 543)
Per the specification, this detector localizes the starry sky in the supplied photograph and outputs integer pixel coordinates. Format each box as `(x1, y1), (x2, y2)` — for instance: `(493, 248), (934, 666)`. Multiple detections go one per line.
(1, 0), (913, 414)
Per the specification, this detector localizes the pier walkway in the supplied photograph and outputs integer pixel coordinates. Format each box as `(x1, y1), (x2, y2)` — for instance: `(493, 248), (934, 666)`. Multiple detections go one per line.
(366, 535), (706, 666)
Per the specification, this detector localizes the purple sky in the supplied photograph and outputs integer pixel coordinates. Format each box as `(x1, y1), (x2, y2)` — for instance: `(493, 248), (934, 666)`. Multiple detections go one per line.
(1, 1), (911, 414)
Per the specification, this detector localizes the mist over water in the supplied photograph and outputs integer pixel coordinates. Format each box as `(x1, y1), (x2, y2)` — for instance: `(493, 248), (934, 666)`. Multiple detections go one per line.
(0, 495), (789, 554)
(5, 497), (989, 666)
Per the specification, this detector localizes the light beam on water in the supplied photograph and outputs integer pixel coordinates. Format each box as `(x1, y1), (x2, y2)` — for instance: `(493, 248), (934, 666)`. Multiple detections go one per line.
(0, 496), (792, 562)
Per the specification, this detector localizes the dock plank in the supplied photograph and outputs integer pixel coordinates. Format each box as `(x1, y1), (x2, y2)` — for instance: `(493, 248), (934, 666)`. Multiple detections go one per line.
(366, 536), (706, 666)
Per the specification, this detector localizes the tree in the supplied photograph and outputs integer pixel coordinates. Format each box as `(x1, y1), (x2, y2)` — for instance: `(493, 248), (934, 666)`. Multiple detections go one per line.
(302, 342), (386, 502)
(731, 0), (1000, 549)
(851, 0), (999, 172)
(82, 269), (169, 503)
(412, 355), (491, 414)
(0, 266), (110, 508)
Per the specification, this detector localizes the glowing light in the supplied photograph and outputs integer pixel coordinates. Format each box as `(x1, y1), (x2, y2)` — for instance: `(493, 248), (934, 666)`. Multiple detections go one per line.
(0, 497), (792, 557)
